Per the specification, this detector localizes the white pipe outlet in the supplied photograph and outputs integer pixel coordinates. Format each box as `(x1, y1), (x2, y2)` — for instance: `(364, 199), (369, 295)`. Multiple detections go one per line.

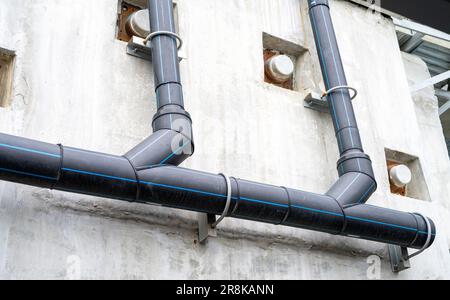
(126, 9), (150, 39)
(265, 55), (295, 83)
(390, 165), (412, 188)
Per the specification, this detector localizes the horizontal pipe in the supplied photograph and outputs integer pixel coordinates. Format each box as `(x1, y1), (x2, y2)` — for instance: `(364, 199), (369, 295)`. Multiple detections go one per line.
(0, 133), (435, 249)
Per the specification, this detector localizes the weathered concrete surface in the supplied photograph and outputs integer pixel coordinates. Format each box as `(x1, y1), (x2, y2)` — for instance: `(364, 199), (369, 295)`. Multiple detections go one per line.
(0, 0), (449, 279)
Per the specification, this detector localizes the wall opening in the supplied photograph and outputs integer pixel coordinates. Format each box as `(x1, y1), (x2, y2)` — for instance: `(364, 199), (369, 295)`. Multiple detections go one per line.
(117, 1), (142, 42)
(116, 0), (179, 42)
(262, 32), (307, 91)
(0, 47), (15, 108)
(385, 148), (431, 201)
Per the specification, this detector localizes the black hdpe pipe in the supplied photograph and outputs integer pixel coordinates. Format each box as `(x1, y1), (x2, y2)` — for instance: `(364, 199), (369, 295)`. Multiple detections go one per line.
(309, 0), (377, 207)
(126, 0), (194, 168)
(0, 0), (436, 250)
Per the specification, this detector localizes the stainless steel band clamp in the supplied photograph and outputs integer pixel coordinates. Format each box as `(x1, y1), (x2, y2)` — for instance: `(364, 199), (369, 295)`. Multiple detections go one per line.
(144, 31), (183, 50)
(322, 85), (358, 100)
(197, 174), (232, 243)
(211, 173), (232, 228)
(407, 213), (432, 259)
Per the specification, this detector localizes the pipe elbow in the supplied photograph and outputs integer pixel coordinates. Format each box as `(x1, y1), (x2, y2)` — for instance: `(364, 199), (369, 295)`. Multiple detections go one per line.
(327, 172), (377, 207)
(125, 104), (195, 169)
(124, 128), (194, 169)
(327, 150), (377, 206)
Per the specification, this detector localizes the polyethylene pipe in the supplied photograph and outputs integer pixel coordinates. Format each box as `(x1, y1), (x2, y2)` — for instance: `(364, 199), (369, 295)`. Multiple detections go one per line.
(0, 0), (436, 251)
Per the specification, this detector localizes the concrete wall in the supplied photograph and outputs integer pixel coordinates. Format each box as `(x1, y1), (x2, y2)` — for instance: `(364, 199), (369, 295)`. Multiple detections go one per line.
(0, 0), (449, 279)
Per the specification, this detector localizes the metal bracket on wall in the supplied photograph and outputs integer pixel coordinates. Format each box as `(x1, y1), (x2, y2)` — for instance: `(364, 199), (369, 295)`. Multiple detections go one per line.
(197, 174), (232, 244)
(304, 90), (329, 113)
(197, 213), (218, 244)
(388, 212), (432, 273)
(127, 37), (153, 62)
(126, 36), (184, 62)
(304, 86), (357, 113)
(388, 245), (411, 273)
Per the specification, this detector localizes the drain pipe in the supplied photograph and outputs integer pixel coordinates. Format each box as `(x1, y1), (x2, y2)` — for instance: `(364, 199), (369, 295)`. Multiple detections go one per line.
(0, 0), (436, 250)
(308, 0), (376, 207)
(125, 0), (194, 168)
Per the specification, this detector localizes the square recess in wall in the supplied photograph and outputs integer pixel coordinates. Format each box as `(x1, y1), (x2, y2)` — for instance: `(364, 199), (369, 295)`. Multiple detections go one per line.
(262, 32), (306, 91)
(385, 148), (431, 201)
(0, 47), (15, 108)
(116, 0), (179, 42)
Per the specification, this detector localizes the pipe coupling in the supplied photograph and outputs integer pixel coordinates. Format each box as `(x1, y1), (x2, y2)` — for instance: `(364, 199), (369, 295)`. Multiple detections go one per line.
(337, 151), (375, 180)
(308, 0), (329, 9)
(152, 105), (193, 135)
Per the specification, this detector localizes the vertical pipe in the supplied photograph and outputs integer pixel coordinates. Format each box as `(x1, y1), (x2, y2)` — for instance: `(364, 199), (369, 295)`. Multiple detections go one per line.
(308, 0), (362, 155)
(144, 0), (194, 164)
(148, 0), (184, 109)
(307, 0), (376, 206)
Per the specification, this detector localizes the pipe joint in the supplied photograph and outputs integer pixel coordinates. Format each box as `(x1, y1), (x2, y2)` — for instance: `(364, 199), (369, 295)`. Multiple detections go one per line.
(155, 81), (183, 93)
(409, 214), (436, 249)
(327, 172), (377, 207)
(308, 0), (329, 10)
(152, 104), (192, 122)
(152, 105), (193, 133)
(337, 151), (375, 180)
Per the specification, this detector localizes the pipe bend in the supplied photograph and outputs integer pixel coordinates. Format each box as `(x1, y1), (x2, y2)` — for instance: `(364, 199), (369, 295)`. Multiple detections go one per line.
(326, 172), (377, 206)
(125, 129), (194, 169)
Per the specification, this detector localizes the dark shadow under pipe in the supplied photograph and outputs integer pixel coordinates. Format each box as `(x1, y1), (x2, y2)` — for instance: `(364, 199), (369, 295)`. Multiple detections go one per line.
(0, 0), (436, 250)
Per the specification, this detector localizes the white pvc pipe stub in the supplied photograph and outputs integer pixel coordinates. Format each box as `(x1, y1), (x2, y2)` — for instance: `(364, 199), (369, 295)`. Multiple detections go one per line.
(390, 165), (412, 188)
(126, 9), (150, 39)
(265, 55), (295, 83)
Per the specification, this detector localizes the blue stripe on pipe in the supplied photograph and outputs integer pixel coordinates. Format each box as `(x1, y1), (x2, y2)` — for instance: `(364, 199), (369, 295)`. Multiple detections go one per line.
(419, 231), (435, 236)
(0, 167), (58, 181)
(357, 183), (375, 204)
(61, 168), (138, 183)
(141, 180), (230, 199)
(141, 181), (287, 208)
(310, 9), (339, 129)
(0, 143), (61, 158)
(346, 215), (418, 232)
(240, 197), (289, 208)
(319, 6), (353, 131)
(159, 141), (190, 165)
(292, 204), (344, 217)
(55, 168), (433, 236)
